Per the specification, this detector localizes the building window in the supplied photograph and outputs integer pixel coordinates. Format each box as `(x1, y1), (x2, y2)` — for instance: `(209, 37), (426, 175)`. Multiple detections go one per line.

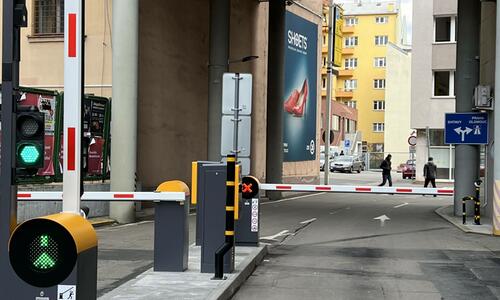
(344, 36), (359, 48)
(322, 77), (327, 90)
(373, 79), (386, 89)
(374, 35), (388, 45)
(345, 100), (357, 108)
(375, 16), (388, 24)
(344, 58), (358, 69)
(433, 71), (455, 96)
(33, 0), (65, 35)
(374, 57), (386, 68)
(344, 79), (357, 90)
(373, 100), (385, 111)
(345, 17), (358, 26)
(373, 123), (385, 132)
(434, 16), (456, 43)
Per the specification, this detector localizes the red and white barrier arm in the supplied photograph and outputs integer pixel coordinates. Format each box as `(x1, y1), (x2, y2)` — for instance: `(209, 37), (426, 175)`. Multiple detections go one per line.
(16, 192), (185, 202)
(259, 184), (454, 196)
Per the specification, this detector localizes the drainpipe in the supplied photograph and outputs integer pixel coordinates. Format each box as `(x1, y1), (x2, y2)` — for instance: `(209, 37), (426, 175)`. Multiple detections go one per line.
(110, 0), (139, 223)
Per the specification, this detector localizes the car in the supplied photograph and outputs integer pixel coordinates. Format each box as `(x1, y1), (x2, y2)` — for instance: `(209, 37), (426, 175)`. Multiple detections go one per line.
(402, 160), (416, 179)
(330, 156), (363, 173)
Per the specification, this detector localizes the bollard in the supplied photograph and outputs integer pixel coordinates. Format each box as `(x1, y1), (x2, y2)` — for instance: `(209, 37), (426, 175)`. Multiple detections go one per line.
(213, 155), (236, 280)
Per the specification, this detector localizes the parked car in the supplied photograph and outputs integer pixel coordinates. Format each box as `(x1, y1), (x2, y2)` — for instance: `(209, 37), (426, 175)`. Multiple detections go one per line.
(330, 156), (363, 173)
(402, 160), (416, 179)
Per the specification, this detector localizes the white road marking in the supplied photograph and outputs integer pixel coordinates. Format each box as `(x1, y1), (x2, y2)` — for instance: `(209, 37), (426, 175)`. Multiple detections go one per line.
(300, 218), (317, 224)
(394, 202), (409, 208)
(373, 214), (391, 227)
(260, 230), (291, 241)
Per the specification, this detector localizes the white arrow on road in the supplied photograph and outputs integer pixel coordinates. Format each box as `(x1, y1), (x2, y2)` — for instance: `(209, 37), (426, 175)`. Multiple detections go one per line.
(454, 127), (473, 142)
(374, 214), (391, 227)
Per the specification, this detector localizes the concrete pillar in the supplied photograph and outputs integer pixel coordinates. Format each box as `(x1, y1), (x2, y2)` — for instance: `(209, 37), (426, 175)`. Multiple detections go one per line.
(454, 0), (481, 216)
(266, 0), (286, 200)
(493, 2), (500, 235)
(207, 0), (230, 161)
(110, 0), (138, 223)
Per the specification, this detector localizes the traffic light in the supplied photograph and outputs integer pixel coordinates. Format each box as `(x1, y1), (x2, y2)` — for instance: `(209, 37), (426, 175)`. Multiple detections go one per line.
(16, 107), (44, 170)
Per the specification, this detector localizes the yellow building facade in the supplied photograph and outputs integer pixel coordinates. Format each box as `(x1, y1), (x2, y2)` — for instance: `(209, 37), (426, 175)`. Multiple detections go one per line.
(336, 2), (399, 152)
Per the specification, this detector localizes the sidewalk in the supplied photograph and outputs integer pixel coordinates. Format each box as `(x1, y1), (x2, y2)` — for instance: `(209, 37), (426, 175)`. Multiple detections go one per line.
(436, 205), (493, 235)
(99, 245), (267, 300)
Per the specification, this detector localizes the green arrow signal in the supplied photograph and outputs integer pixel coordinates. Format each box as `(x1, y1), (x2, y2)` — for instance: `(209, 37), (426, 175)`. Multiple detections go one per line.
(33, 252), (56, 270)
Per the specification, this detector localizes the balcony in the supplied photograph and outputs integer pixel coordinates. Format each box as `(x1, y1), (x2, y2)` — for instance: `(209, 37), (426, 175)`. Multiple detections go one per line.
(336, 88), (354, 98)
(342, 26), (355, 34)
(342, 48), (354, 55)
(338, 69), (354, 77)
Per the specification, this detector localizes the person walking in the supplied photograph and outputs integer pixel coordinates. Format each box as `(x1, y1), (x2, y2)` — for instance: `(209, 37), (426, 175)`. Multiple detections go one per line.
(424, 157), (438, 196)
(378, 154), (392, 186)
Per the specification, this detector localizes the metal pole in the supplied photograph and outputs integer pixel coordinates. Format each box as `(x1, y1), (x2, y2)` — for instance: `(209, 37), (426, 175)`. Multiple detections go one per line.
(324, 4), (335, 185)
(494, 0), (500, 235)
(110, 0), (139, 223)
(208, 0), (230, 161)
(1, 0), (22, 274)
(232, 74), (241, 156)
(454, 0), (481, 216)
(266, 0), (286, 200)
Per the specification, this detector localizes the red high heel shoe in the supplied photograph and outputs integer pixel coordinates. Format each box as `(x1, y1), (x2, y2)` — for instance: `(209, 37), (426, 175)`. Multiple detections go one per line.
(292, 79), (308, 117)
(284, 89), (300, 113)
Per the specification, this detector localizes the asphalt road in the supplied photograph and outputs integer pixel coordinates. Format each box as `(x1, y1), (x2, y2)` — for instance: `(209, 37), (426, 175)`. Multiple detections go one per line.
(233, 172), (500, 300)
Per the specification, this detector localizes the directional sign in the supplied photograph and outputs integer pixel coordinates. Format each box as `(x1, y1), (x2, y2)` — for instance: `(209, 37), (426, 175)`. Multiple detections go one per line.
(445, 113), (488, 145)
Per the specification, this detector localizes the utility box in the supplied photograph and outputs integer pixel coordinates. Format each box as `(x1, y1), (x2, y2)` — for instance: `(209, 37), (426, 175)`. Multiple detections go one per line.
(196, 162), (233, 274)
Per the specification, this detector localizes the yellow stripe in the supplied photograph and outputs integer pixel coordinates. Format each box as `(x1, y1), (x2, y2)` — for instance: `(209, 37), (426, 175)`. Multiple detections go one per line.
(227, 181), (235, 186)
(226, 206), (234, 211)
(225, 231), (234, 236)
(227, 157), (236, 162)
(191, 162), (198, 205)
(234, 165), (240, 220)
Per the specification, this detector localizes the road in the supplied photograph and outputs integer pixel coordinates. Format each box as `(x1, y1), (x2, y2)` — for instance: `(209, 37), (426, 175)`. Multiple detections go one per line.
(233, 172), (500, 299)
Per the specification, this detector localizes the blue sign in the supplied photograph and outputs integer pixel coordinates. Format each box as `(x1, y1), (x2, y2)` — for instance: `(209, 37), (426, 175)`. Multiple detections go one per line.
(344, 139), (351, 149)
(282, 12), (318, 162)
(445, 113), (489, 144)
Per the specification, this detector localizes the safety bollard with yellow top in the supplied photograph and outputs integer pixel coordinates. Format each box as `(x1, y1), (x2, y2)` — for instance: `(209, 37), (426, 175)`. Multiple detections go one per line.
(9, 213), (97, 299)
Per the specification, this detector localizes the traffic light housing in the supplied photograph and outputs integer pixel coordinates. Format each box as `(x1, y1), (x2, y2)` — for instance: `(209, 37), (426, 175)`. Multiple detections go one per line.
(16, 107), (44, 170)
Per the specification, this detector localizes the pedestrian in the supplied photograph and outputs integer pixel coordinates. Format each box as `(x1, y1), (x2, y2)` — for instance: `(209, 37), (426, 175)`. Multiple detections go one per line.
(424, 157), (437, 197)
(378, 154), (392, 186)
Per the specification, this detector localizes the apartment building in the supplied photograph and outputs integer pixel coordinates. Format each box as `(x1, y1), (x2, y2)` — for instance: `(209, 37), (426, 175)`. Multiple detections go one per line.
(320, 2), (358, 153)
(336, 0), (400, 152)
(411, 0), (457, 181)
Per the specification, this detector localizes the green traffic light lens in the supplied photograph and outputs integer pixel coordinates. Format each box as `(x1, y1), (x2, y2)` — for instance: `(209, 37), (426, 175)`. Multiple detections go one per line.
(18, 144), (42, 165)
(29, 234), (59, 272)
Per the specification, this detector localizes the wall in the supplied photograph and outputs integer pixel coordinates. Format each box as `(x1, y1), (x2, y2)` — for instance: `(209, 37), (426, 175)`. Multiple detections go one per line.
(411, 0), (455, 130)
(384, 43), (411, 167)
(137, 0), (210, 189)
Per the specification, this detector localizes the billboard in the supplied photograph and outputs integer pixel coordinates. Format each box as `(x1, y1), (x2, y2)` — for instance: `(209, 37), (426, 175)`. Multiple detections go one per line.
(283, 11), (318, 162)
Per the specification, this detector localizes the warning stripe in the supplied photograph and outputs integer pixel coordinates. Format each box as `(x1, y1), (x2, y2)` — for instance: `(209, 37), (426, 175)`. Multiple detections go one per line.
(68, 13), (77, 57)
(67, 127), (76, 171)
(315, 186), (332, 191)
(276, 185), (292, 190)
(113, 194), (135, 199)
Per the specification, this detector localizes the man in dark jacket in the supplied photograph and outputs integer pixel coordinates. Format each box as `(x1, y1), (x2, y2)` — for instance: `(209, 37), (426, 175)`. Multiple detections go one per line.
(378, 154), (392, 186)
(424, 157), (438, 188)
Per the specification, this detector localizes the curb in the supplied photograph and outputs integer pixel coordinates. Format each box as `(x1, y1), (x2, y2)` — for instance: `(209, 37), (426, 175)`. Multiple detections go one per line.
(207, 245), (268, 300)
(435, 205), (492, 236)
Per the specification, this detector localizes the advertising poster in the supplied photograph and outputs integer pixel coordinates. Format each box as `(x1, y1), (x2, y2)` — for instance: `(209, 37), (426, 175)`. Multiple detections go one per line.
(283, 12), (318, 162)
